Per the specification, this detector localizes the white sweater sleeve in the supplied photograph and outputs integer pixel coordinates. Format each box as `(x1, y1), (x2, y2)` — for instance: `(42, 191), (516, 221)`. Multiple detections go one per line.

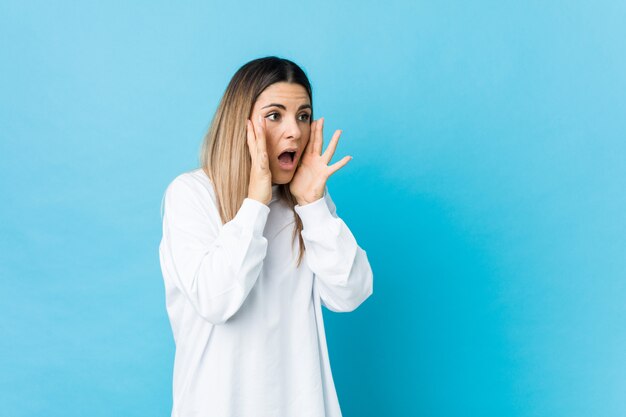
(294, 187), (374, 312)
(159, 176), (270, 325)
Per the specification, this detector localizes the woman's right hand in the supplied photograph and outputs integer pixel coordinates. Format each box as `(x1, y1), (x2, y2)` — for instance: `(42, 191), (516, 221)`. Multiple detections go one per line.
(246, 115), (272, 205)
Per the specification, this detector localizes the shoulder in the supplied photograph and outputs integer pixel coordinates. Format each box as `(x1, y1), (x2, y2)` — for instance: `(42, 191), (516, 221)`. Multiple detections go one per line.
(166, 168), (215, 199)
(161, 168), (218, 219)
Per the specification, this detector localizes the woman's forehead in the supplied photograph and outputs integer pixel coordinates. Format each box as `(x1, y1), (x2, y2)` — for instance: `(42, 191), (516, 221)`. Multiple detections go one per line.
(257, 82), (310, 106)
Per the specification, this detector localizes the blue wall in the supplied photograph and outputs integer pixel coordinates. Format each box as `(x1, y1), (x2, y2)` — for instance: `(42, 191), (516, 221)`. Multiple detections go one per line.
(1, 1), (624, 416)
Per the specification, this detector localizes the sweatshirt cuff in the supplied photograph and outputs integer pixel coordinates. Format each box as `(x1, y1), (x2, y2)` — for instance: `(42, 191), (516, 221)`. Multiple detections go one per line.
(294, 195), (340, 237)
(234, 198), (270, 236)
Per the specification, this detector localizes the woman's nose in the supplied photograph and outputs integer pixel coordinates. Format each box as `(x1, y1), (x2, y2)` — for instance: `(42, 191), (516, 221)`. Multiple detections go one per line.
(284, 117), (302, 139)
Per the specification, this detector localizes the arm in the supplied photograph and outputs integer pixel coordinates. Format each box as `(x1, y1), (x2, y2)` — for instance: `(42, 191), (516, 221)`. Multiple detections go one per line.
(294, 186), (374, 312)
(159, 176), (269, 325)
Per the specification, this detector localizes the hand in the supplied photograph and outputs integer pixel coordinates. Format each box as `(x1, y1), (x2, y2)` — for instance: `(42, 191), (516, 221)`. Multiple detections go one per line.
(289, 117), (352, 205)
(246, 115), (272, 205)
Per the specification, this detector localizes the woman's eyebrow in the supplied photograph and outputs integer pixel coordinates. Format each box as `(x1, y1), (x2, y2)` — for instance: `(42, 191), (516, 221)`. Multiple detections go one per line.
(261, 103), (312, 111)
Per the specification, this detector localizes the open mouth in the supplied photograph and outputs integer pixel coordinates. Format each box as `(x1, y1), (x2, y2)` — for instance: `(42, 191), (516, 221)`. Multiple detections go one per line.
(277, 150), (297, 169)
(278, 151), (295, 162)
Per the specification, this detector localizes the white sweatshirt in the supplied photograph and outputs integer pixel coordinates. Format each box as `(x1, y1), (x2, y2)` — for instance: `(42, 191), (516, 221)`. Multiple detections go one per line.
(158, 167), (374, 417)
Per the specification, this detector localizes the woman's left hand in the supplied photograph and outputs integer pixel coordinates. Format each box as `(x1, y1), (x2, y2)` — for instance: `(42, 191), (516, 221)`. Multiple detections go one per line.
(289, 117), (352, 206)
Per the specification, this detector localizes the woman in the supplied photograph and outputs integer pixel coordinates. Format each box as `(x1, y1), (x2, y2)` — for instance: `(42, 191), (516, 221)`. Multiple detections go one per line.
(159, 56), (374, 417)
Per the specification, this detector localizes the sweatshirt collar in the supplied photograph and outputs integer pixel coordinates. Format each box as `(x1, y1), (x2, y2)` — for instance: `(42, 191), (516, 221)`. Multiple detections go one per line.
(270, 184), (280, 204)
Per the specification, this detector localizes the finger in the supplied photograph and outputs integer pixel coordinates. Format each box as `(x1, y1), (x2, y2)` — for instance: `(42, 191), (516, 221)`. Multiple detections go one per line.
(306, 120), (316, 154)
(327, 155), (352, 176)
(246, 119), (256, 156)
(255, 115), (268, 154)
(254, 116), (270, 172)
(313, 117), (324, 155)
(322, 129), (342, 165)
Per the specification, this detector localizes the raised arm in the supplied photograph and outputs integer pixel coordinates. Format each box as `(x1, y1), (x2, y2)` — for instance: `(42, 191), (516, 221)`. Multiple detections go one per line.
(159, 176), (269, 325)
(294, 187), (374, 312)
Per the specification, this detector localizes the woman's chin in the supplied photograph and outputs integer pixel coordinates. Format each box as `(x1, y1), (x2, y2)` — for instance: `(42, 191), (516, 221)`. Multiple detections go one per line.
(270, 171), (296, 185)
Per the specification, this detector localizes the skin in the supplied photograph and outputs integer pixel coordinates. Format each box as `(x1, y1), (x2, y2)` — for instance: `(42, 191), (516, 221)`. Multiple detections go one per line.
(246, 82), (352, 206)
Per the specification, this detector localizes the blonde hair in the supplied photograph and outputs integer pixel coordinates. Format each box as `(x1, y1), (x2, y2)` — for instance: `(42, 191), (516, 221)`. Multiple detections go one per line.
(199, 56), (314, 267)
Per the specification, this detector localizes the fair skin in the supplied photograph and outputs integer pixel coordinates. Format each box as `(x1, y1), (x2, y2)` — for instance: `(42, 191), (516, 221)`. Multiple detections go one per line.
(246, 82), (352, 206)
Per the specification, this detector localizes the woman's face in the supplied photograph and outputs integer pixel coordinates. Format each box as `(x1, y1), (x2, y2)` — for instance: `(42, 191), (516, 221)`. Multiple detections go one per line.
(249, 81), (312, 185)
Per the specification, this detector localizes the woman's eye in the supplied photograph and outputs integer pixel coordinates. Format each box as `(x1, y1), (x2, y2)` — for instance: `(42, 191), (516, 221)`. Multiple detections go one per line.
(266, 112), (310, 122)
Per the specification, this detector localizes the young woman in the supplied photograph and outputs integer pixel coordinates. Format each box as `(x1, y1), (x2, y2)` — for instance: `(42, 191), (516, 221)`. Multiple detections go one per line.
(159, 56), (374, 417)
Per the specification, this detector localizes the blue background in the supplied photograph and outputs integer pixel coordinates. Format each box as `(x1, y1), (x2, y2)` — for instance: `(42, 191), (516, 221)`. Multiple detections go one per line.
(1, 1), (625, 416)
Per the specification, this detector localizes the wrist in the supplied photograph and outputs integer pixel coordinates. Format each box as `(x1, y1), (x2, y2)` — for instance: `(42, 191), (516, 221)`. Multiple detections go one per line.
(296, 193), (323, 206)
(296, 197), (309, 206)
(248, 194), (270, 206)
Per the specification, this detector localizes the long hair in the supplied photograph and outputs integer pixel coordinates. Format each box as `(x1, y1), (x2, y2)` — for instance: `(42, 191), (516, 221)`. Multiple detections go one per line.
(199, 56), (313, 268)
